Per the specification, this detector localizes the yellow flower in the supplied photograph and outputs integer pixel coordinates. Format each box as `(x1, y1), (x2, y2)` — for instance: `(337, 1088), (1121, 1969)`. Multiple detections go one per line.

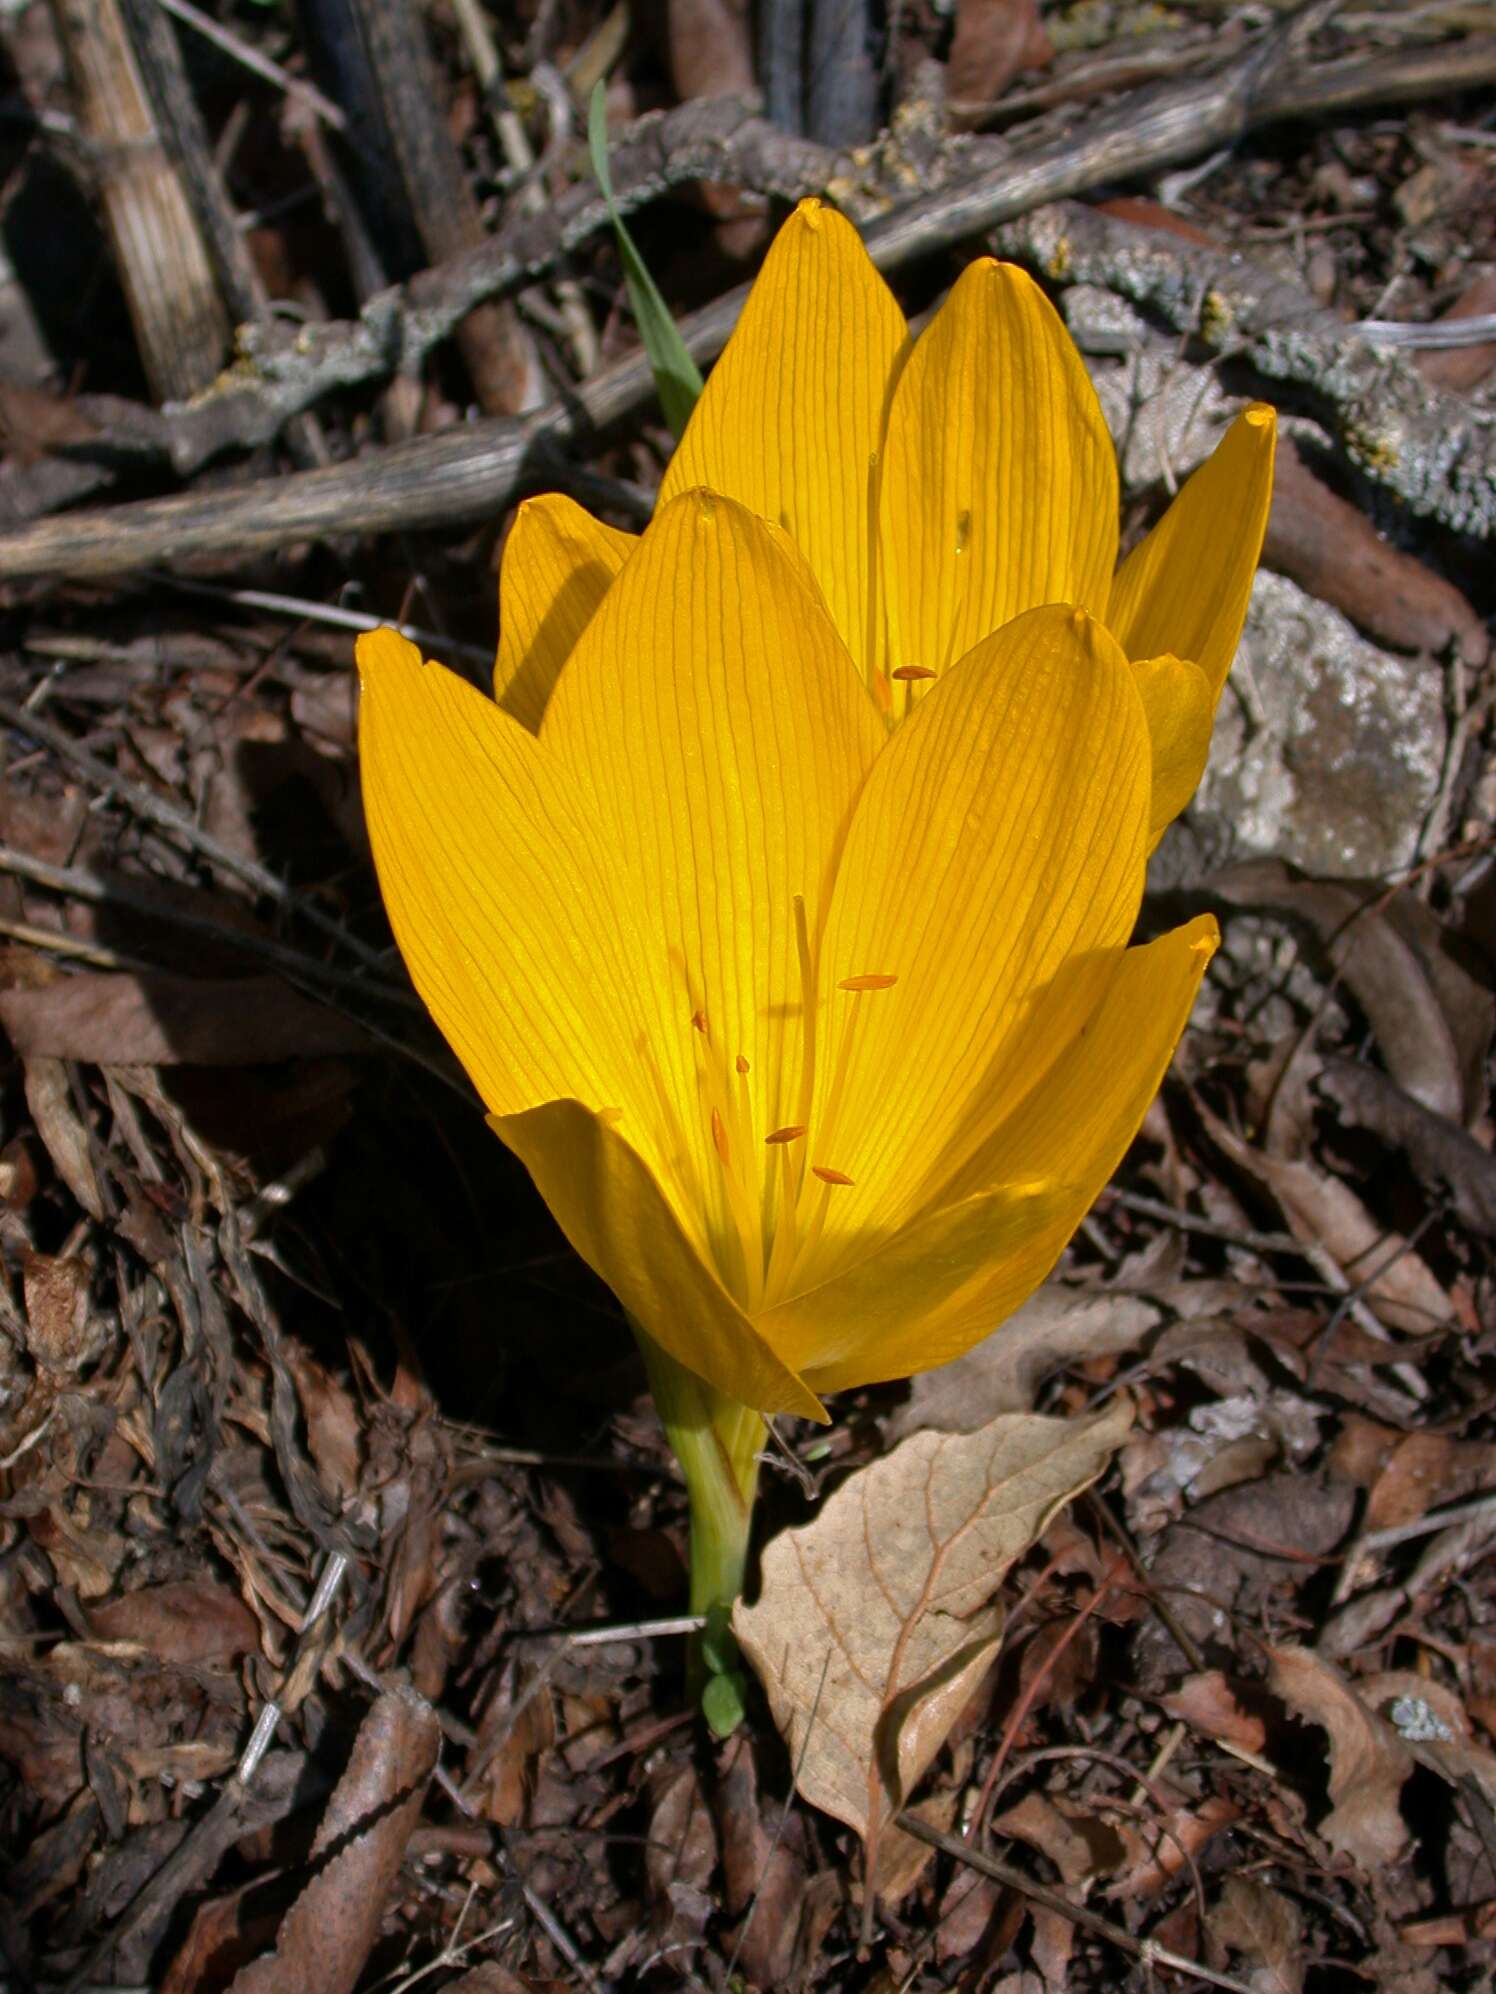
(359, 490), (1222, 1421)
(493, 198), (1275, 850)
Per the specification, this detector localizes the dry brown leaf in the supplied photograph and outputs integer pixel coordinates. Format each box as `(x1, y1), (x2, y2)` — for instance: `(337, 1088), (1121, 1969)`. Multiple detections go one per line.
(1399, 1900), (1496, 1947)
(0, 972), (370, 1065)
(993, 1792), (1089, 1985)
(1364, 1431), (1488, 1532)
(947, 0), (1053, 117)
(24, 1056), (104, 1219)
(1106, 1791), (1239, 1900)
(645, 1760), (718, 1951)
(874, 1786), (961, 1903)
(284, 1341), (364, 1505)
(993, 1790), (1116, 1884)
(226, 1687), (440, 1994)
(1417, 269), (1496, 391)
(1199, 1100), (1449, 1334)
(0, 381), (103, 462)
(1214, 1874), (1304, 1994)
(21, 1248), (95, 1374)
(87, 1581), (261, 1668)
(665, 0), (753, 100)
(1268, 1645), (1411, 1867)
(733, 1399), (1131, 1892)
(887, 1284), (1162, 1438)
(1163, 1672), (1268, 1757)
(444, 1968), (544, 1994)
(1264, 438), (1487, 664)
(714, 1733), (809, 1986)
(1211, 862), (1493, 1127)
(936, 1866), (1003, 1963)
(1132, 1473), (1356, 1690)
(1316, 1058), (1496, 1239)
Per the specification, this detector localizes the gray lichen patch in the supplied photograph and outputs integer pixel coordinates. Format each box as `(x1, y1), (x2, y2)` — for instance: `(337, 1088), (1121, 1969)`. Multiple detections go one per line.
(1156, 570), (1448, 884)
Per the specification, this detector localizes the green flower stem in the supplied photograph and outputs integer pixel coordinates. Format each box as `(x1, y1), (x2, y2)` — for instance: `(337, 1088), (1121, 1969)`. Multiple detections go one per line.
(629, 1318), (764, 1713)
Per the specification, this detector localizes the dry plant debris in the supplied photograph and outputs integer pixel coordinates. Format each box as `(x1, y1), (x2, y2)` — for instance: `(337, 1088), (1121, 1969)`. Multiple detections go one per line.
(734, 1401), (1132, 1896)
(0, 0), (1493, 1989)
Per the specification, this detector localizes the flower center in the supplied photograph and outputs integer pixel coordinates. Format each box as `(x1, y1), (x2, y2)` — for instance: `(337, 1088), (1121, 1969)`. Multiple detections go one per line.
(688, 896), (896, 1310)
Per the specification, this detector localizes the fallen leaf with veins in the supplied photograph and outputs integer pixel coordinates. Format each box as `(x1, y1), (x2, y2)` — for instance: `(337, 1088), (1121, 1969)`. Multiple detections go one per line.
(1268, 1645), (1412, 1867)
(733, 1399), (1131, 1895)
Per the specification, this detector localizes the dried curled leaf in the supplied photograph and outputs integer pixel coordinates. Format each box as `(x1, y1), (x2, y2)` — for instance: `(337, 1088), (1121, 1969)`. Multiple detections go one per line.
(887, 1282), (1163, 1436)
(226, 1687), (440, 1994)
(1210, 860), (1493, 1126)
(734, 1399), (1132, 1888)
(1268, 1645), (1411, 1868)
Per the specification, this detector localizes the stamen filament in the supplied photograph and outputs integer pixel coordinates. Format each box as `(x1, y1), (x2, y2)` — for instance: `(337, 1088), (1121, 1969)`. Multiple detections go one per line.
(763, 1141), (801, 1301)
(693, 1002), (764, 1309)
(792, 896), (817, 1137)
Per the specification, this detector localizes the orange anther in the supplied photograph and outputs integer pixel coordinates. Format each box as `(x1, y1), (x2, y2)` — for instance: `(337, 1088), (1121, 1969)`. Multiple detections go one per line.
(891, 665), (936, 681)
(765, 1124), (807, 1145)
(711, 1107), (730, 1165)
(812, 1165), (854, 1186)
(839, 973), (898, 992)
(691, 1008), (708, 1035)
(735, 1053), (750, 1076)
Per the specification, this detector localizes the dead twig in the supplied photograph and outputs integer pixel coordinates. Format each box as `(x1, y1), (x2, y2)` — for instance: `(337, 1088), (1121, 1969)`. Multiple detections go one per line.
(894, 1811), (1266, 1994)
(4, 18), (1492, 575)
(0, 844), (421, 1007)
(0, 691), (395, 979)
(989, 198), (1495, 535)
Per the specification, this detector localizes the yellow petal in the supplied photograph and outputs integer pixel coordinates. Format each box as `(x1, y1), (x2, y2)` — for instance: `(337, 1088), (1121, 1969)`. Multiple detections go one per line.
(658, 200), (908, 680)
(1108, 403), (1277, 701)
(764, 916), (1217, 1391)
(357, 628), (653, 1132)
(879, 260), (1118, 691)
(494, 494), (635, 732)
(493, 1100), (826, 1420)
(1132, 652), (1214, 847)
(803, 605), (1151, 1247)
(541, 490), (888, 1295)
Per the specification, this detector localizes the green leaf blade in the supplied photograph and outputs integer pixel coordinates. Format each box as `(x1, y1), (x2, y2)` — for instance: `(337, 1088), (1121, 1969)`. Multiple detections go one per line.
(588, 84), (704, 440)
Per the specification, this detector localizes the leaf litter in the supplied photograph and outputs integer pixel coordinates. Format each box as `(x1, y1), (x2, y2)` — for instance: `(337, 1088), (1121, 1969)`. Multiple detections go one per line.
(1, 2), (1496, 1989)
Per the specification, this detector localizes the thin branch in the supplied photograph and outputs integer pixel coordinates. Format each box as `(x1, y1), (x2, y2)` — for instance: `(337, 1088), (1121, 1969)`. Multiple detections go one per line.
(0, 20), (1483, 457)
(895, 1811), (1265, 1994)
(0, 843), (421, 1007)
(989, 199), (1495, 535)
(0, 693), (395, 978)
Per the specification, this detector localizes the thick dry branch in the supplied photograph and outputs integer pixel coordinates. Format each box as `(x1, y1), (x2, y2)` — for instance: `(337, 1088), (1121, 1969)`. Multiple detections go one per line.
(43, 23), (1496, 480)
(989, 202), (1496, 537)
(4, 17), (1494, 576)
